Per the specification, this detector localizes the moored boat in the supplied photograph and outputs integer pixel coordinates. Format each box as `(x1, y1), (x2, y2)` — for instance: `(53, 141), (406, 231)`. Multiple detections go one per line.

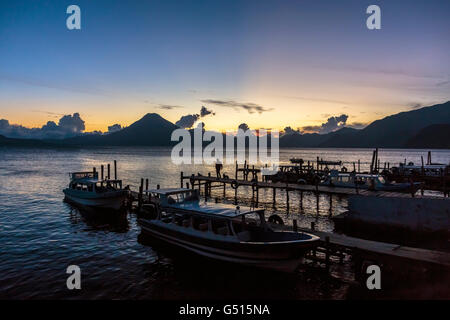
(320, 170), (422, 192)
(63, 171), (129, 211)
(138, 188), (319, 272)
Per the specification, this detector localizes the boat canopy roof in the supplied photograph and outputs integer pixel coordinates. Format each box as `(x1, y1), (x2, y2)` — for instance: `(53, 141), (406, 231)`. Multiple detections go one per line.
(401, 164), (447, 169)
(329, 170), (381, 178)
(145, 188), (193, 195)
(71, 177), (122, 185)
(168, 201), (264, 219)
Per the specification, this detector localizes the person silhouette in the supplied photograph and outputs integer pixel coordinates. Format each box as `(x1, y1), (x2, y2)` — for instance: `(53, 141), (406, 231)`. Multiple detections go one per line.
(215, 158), (223, 178)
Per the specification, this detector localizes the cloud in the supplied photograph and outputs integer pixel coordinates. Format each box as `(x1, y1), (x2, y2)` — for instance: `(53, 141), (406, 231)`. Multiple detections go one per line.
(238, 123), (249, 131)
(301, 114), (349, 134)
(436, 80), (450, 87)
(200, 106), (215, 117)
(107, 124), (122, 134)
(201, 99), (272, 114)
(0, 73), (108, 96)
(347, 122), (368, 130)
(175, 106), (216, 129)
(156, 104), (184, 110)
(58, 113), (85, 133)
(284, 96), (349, 105)
(175, 114), (200, 128)
(0, 113), (86, 139)
(283, 126), (301, 135)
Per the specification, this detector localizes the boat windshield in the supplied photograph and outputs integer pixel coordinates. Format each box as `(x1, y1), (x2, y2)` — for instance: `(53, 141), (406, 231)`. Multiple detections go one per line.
(377, 176), (386, 184)
(166, 191), (199, 205)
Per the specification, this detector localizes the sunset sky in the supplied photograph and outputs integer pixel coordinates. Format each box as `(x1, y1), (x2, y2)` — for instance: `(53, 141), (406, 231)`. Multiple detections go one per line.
(0, 0), (449, 134)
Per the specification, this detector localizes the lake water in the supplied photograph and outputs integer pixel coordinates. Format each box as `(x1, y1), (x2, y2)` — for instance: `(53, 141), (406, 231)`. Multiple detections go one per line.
(0, 147), (449, 299)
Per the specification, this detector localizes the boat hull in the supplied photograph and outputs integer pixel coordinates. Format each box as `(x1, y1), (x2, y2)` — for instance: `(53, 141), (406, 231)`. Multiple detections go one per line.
(63, 189), (128, 210)
(139, 219), (318, 272)
(320, 182), (421, 192)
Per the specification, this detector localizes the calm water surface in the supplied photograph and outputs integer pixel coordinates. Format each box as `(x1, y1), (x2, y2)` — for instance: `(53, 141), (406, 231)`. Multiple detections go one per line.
(0, 147), (449, 299)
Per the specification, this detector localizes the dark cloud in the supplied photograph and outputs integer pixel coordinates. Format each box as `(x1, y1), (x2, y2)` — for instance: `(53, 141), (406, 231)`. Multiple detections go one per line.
(301, 114), (349, 134)
(201, 99), (272, 114)
(283, 126), (301, 135)
(238, 123), (249, 131)
(200, 106), (215, 117)
(175, 106), (215, 129)
(107, 124), (122, 134)
(0, 113), (86, 139)
(58, 113), (85, 133)
(175, 114), (200, 128)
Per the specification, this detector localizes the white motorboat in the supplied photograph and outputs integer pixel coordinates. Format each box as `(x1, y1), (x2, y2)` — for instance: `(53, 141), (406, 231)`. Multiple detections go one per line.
(63, 171), (129, 210)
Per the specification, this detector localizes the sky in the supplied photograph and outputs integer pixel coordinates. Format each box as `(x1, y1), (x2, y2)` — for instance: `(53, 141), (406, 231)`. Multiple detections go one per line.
(0, 0), (449, 136)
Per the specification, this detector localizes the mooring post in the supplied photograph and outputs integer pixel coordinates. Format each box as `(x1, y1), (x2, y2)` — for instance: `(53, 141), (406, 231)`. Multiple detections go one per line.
(145, 178), (149, 192)
(329, 194), (333, 215)
(138, 185), (143, 210)
(235, 161), (238, 180)
(325, 236), (330, 273)
(101, 165), (104, 181)
(286, 185), (290, 212)
(186, 182), (190, 189)
(234, 185), (238, 205)
(93, 167), (96, 175)
(358, 159), (360, 173)
(311, 222), (316, 258)
(204, 182), (208, 201)
(316, 193), (320, 214)
(223, 182), (226, 198)
(300, 191), (303, 212)
(114, 160), (117, 180)
(255, 186), (259, 207)
(180, 171), (184, 188)
(293, 219), (298, 232)
(272, 188), (276, 208)
(107, 163), (111, 180)
(157, 184), (160, 190)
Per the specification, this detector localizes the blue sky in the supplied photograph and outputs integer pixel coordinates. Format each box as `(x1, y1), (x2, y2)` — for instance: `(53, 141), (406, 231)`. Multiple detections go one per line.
(0, 0), (449, 133)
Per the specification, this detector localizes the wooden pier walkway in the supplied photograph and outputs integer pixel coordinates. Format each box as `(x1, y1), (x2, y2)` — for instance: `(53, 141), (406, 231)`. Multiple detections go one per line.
(183, 174), (423, 198)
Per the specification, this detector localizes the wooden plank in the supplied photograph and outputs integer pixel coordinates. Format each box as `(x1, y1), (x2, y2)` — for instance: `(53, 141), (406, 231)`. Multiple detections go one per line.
(297, 228), (450, 268)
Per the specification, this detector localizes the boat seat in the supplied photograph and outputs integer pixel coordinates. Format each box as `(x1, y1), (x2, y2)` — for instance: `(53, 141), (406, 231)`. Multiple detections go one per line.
(216, 226), (229, 236)
(198, 223), (209, 231)
(237, 231), (251, 241)
(182, 219), (190, 227)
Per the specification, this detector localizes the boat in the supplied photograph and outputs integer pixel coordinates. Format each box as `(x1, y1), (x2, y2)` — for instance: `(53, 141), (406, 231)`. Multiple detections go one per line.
(320, 170), (422, 192)
(63, 171), (129, 210)
(138, 188), (319, 272)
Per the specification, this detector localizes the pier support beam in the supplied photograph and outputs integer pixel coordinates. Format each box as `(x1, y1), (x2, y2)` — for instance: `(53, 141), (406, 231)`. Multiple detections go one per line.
(272, 188), (276, 208)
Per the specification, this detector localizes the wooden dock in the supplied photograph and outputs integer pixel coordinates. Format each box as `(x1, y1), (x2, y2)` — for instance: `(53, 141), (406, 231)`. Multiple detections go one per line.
(270, 224), (450, 281)
(179, 171), (435, 213)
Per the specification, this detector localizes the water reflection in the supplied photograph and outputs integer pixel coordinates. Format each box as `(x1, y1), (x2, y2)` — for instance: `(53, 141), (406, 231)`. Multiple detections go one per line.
(66, 204), (130, 233)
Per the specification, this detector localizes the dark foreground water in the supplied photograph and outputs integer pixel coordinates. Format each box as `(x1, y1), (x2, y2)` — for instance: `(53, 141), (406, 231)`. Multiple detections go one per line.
(0, 147), (449, 299)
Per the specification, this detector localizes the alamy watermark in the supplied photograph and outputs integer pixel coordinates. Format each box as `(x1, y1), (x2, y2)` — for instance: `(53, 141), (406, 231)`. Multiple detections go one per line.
(66, 265), (81, 290)
(171, 124), (279, 175)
